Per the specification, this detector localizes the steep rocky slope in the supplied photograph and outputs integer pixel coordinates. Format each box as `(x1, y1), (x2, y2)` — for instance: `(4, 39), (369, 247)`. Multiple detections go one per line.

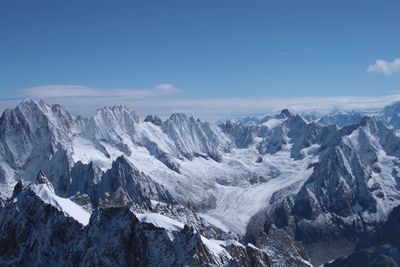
(2, 99), (400, 266)
(326, 205), (400, 267)
(269, 117), (400, 265)
(0, 176), (312, 266)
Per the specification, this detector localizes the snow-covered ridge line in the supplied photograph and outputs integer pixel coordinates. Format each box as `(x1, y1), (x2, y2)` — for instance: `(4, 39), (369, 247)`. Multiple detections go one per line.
(3, 180), (274, 266)
(0, 99), (388, 235)
(32, 183), (91, 226)
(135, 211), (232, 261)
(4, 99), (400, 265)
(135, 212), (184, 231)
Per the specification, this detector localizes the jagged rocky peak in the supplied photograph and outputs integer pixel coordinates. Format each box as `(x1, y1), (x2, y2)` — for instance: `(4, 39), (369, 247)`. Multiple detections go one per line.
(164, 112), (211, 128)
(15, 99), (75, 127)
(277, 108), (294, 119)
(220, 119), (263, 148)
(381, 101), (400, 129)
(268, 116), (400, 264)
(162, 112), (231, 161)
(360, 115), (379, 129)
(267, 109), (307, 136)
(0, 99), (76, 136)
(317, 107), (364, 128)
(326, 205), (400, 267)
(244, 214), (312, 266)
(222, 119), (234, 128)
(291, 116), (398, 220)
(70, 192), (92, 212)
(166, 112), (190, 123)
(12, 180), (24, 196)
(144, 114), (162, 125)
(293, 147), (363, 219)
(0, 182), (85, 265)
(1, 181), (270, 266)
(70, 207), (246, 266)
(95, 155), (175, 207)
(383, 100), (400, 117)
(356, 116), (400, 159)
(36, 169), (49, 184)
(16, 98), (48, 115)
(35, 170), (56, 192)
(330, 106), (351, 116)
(91, 105), (140, 128)
(113, 154), (137, 170)
(99, 105), (140, 121)
(0, 99), (78, 172)
(86, 105), (140, 142)
(5, 98), (400, 266)
(257, 109), (321, 158)
(68, 160), (103, 197)
(235, 115), (263, 125)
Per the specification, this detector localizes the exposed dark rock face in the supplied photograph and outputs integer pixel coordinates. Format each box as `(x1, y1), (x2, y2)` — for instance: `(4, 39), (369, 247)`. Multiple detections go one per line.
(0, 179), (273, 267)
(318, 110), (364, 128)
(144, 115), (163, 126)
(244, 213), (312, 267)
(0, 181), (83, 266)
(221, 109), (330, 163)
(220, 120), (266, 148)
(257, 228), (311, 267)
(162, 113), (230, 162)
(11, 180), (23, 197)
(292, 117), (400, 220)
(4, 100), (400, 266)
(326, 205), (400, 267)
(93, 155), (175, 208)
(268, 117), (400, 265)
(383, 206), (400, 248)
(68, 161), (103, 197)
(140, 136), (182, 173)
(221, 241), (271, 267)
(70, 207), (232, 267)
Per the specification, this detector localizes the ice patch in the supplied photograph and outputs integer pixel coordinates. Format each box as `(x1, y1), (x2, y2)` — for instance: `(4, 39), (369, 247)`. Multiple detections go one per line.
(72, 136), (113, 170)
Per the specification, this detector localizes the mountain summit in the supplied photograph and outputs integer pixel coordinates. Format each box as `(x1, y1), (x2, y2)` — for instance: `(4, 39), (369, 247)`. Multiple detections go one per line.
(1, 99), (400, 265)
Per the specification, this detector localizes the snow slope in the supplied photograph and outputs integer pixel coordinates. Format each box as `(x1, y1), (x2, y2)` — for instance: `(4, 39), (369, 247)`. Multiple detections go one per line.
(3, 99), (400, 245)
(135, 211), (232, 262)
(200, 146), (316, 234)
(32, 183), (91, 225)
(0, 100), (327, 237)
(136, 212), (184, 231)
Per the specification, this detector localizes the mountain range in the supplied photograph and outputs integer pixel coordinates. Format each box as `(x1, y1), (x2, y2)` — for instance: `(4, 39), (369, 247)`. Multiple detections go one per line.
(2, 99), (400, 266)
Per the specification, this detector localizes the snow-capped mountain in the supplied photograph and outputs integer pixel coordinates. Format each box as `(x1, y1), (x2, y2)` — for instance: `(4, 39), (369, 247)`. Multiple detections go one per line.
(269, 116), (400, 265)
(2, 99), (400, 266)
(0, 173), (311, 266)
(317, 108), (364, 128)
(0, 99), (318, 235)
(92, 155), (175, 208)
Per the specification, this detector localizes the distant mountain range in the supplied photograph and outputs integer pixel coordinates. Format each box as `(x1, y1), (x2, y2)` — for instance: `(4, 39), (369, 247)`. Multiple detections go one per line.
(2, 99), (400, 266)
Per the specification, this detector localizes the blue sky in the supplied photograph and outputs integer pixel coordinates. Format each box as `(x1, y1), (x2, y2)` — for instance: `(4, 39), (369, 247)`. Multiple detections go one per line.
(1, 0), (400, 118)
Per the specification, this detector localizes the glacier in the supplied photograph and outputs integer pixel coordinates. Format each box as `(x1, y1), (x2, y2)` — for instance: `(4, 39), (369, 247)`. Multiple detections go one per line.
(2, 99), (400, 265)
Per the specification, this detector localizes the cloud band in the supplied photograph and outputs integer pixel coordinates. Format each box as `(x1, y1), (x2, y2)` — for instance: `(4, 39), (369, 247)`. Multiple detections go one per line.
(1, 84), (399, 121)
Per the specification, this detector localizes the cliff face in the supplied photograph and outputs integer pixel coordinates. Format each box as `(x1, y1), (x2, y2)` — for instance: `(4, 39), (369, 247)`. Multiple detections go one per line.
(326, 205), (400, 267)
(2, 99), (400, 266)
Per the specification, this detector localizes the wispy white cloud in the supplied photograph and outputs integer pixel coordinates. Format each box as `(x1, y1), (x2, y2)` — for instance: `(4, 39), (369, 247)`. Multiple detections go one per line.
(2, 84), (400, 121)
(19, 84), (181, 99)
(367, 58), (400, 75)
